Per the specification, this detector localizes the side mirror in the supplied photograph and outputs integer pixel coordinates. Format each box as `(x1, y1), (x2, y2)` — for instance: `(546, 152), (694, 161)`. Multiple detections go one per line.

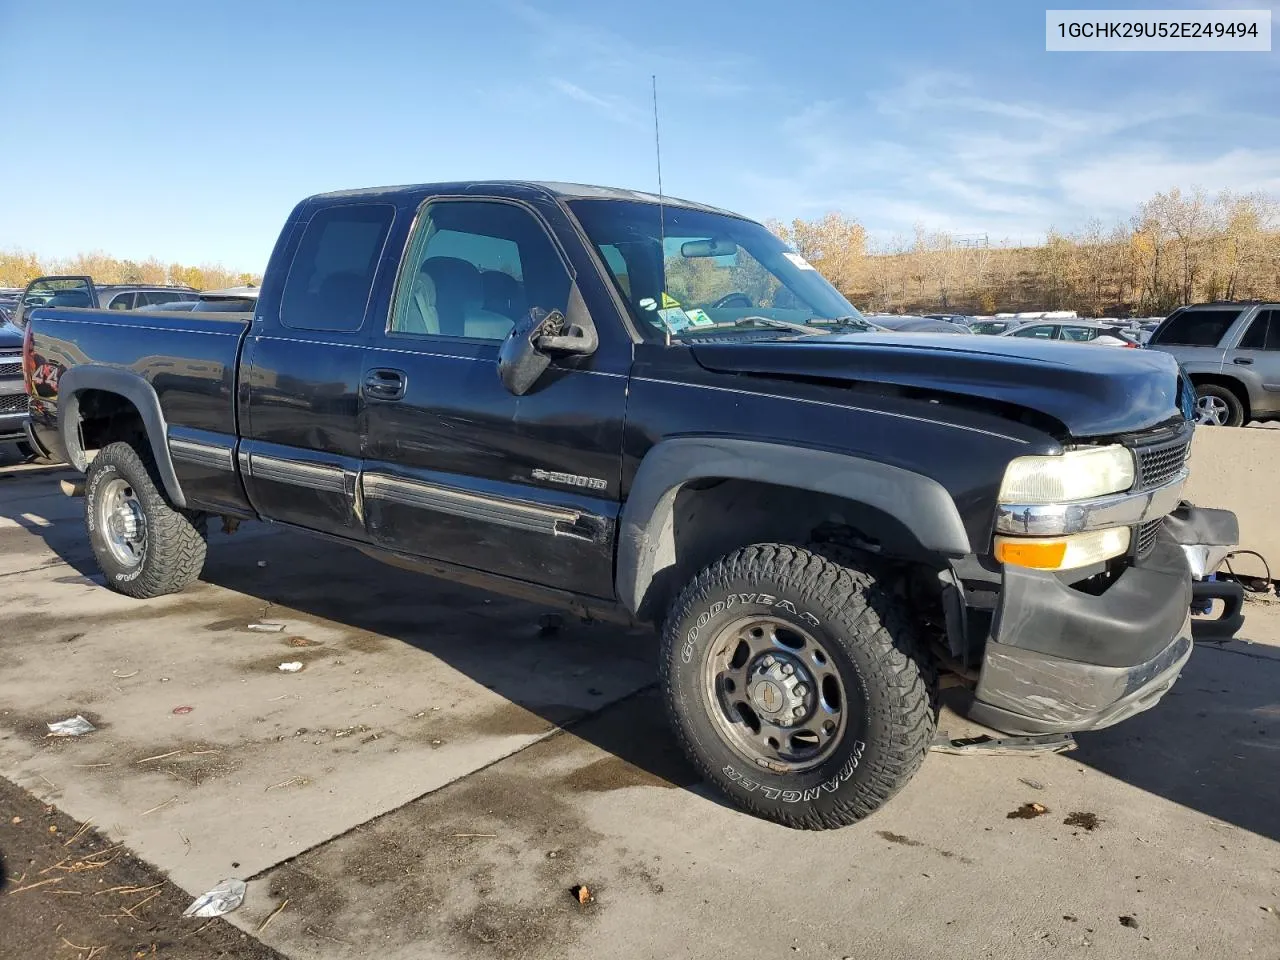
(497, 285), (599, 396)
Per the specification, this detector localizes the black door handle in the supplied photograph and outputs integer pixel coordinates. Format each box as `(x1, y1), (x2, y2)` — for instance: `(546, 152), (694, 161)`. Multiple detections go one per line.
(1233, 357), (1254, 365)
(364, 368), (406, 400)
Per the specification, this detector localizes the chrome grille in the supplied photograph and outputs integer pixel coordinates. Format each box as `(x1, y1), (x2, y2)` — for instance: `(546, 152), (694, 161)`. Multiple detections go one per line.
(0, 393), (28, 414)
(1136, 436), (1190, 489)
(0, 361), (19, 378)
(1136, 518), (1164, 557)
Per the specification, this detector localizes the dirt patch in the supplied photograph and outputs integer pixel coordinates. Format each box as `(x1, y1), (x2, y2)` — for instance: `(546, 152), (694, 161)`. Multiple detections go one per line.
(128, 742), (242, 788)
(410, 701), (587, 748)
(877, 830), (924, 847)
(5, 593), (265, 646)
(0, 776), (282, 960)
(3, 708), (110, 746)
(344, 633), (391, 655)
(563, 755), (688, 793)
(235, 646), (339, 674)
(1064, 811), (1101, 831)
(256, 756), (613, 959)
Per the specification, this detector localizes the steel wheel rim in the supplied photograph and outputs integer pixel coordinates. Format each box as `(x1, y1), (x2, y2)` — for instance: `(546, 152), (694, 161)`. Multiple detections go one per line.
(701, 615), (849, 774)
(1196, 394), (1228, 426)
(98, 477), (147, 567)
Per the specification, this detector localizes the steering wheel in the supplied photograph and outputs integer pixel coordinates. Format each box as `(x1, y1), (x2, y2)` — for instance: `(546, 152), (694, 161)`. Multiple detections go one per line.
(711, 292), (753, 309)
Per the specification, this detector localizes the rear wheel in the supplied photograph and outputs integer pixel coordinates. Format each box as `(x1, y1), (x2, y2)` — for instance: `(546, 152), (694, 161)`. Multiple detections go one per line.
(660, 544), (935, 829)
(1195, 384), (1244, 427)
(85, 441), (207, 598)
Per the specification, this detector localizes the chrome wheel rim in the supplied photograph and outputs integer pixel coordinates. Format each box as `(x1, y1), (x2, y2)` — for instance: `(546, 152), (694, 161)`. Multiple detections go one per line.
(1196, 394), (1229, 426)
(701, 616), (850, 774)
(98, 477), (147, 567)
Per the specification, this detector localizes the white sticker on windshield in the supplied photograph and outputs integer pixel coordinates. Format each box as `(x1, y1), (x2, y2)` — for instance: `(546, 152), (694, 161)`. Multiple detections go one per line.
(783, 252), (816, 271)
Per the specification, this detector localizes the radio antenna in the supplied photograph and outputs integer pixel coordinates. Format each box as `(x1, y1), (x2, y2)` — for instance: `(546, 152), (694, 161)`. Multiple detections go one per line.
(651, 74), (670, 346)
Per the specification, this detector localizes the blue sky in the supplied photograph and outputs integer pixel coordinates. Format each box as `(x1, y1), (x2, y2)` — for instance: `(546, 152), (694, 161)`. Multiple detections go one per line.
(2, 0), (1277, 272)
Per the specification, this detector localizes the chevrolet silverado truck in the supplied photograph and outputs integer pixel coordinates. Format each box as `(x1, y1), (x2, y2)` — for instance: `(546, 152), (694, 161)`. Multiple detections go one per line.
(23, 181), (1242, 829)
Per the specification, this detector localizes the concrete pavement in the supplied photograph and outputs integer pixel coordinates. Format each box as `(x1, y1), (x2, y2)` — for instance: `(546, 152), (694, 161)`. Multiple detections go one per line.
(1, 448), (1277, 959)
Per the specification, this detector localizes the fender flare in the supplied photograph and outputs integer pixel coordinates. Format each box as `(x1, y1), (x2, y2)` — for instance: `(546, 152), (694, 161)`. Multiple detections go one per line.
(58, 365), (187, 508)
(615, 437), (970, 616)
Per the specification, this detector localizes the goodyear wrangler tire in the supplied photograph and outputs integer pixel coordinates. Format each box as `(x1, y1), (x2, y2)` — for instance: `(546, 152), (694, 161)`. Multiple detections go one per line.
(85, 441), (207, 599)
(660, 544), (935, 829)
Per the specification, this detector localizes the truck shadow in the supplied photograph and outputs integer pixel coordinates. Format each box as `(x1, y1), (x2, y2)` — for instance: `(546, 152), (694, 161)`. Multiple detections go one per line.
(1070, 640), (1280, 844)
(198, 524), (719, 807)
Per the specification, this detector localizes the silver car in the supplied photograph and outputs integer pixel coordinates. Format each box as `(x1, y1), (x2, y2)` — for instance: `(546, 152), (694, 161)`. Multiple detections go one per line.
(1146, 302), (1280, 426)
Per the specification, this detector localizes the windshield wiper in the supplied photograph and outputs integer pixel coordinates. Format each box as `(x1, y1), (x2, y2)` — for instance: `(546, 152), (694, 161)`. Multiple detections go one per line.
(816, 315), (874, 329)
(732, 315), (830, 336)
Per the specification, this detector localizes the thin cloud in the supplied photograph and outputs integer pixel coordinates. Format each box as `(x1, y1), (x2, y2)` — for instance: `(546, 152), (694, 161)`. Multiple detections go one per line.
(738, 71), (1273, 243)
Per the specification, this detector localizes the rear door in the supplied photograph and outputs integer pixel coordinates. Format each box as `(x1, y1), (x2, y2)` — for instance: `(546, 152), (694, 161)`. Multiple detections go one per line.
(360, 195), (629, 597)
(1224, 308), (1280, 417)
(239, 201), (396, 539)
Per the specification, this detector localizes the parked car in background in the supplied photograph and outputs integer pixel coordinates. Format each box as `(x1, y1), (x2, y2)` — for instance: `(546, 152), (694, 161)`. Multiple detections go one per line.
(1000, 319), (1139, 347)
(1146, 302), (1280, 426)
(0, 314), (33, 456)
(866, 315), (972, 334)
(923, 313), (972, 327)
(136, 286), (259, 314)
(10, 276), (197, 327)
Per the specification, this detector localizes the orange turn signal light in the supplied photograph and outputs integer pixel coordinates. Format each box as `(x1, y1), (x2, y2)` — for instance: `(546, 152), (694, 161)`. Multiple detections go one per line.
(994, 537), (1068, 569)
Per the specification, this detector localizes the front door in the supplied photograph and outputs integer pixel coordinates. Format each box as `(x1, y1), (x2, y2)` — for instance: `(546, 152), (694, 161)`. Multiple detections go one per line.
(361, 197), (628, 597)
(240, 201), (397, 539)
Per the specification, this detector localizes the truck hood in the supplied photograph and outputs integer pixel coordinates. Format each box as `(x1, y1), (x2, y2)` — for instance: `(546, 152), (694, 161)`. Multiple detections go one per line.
(689, 333), (1186, 438)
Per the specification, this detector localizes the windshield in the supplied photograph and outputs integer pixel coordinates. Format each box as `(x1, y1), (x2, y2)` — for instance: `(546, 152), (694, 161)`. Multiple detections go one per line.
(569, 199), (864, 340)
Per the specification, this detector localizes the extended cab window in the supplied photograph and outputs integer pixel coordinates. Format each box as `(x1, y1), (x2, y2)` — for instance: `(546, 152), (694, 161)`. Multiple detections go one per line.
(390, 200), (570, 340)
(1151, 308), (1240, 347)
(280, 203), (395, 332)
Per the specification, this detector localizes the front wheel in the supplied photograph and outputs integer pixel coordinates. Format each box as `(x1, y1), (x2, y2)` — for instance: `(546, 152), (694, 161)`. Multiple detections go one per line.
(1195, 384), (1245, 427)
(85, 441), (208, 598)
(660, 544), (935, 829)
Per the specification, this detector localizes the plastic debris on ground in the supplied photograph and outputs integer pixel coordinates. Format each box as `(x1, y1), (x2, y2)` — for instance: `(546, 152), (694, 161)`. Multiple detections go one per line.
(248, 622), (286, 633)
(183, 878), (247, 918)
(278, 662), (304, 673)
(46, 715), (95, 737)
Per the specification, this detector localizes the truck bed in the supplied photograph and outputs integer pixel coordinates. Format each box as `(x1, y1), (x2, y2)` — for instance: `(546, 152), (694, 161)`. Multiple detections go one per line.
(26, 306), (251, 481)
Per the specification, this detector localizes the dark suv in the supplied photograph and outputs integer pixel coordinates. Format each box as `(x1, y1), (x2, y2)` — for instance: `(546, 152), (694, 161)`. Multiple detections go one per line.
(1146, 302), (1280, 426)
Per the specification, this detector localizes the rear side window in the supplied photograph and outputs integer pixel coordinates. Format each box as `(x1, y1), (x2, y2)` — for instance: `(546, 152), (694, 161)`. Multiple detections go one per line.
(1151, 309), (1240, 347)
(1237, 310), (1278, 351)
(1012, 324), (1055, 339)
(108, 293), (135, 310)
(141, 291), (189, 307)
(1060, 326), (1096, 342)
(281, 203), (395, 332)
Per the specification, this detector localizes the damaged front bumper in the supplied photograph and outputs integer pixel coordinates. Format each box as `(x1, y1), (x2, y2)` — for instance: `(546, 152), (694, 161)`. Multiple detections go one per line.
(967, 503), (1241, 736)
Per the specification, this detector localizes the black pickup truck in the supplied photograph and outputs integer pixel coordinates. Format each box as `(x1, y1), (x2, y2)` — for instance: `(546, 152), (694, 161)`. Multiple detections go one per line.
(23, 181), (1241, 829)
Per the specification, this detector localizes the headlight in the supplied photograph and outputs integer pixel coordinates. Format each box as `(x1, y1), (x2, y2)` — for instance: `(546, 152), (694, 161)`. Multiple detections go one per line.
(998, 445), (1135, 503)
(995, 528), (1132, 570)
